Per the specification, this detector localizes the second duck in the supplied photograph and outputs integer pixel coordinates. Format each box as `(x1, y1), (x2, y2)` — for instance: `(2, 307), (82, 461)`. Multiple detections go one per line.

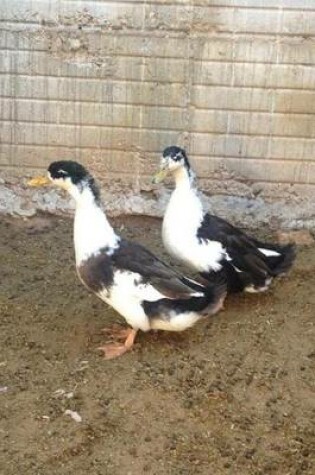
(153, 146), (296, 294)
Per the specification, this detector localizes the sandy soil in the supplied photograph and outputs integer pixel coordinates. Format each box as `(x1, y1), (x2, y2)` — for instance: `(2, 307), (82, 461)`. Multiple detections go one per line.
(0, 214), (314, 475)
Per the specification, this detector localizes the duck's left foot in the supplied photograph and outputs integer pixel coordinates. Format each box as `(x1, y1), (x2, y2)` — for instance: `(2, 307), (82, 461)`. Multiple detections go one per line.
(97, 328), (138, 360)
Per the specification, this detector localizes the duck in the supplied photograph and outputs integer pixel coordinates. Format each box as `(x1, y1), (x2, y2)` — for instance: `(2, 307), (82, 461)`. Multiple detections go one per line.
(152, 146), (296, 294)
(29, 161), (226, 359)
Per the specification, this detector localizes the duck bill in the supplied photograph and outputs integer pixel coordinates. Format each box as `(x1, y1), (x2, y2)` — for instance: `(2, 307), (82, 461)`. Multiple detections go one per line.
(152, 168), (168, 184)
(28, 176), (50, 187)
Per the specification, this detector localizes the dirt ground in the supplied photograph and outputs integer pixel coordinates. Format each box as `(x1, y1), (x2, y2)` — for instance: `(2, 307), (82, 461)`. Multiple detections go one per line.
(0, 214), (314, 475)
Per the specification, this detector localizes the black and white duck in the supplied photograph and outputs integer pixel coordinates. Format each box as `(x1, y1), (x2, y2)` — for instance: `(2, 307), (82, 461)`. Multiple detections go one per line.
(153, 146), (296, 294)
(29, 161), (226, 359)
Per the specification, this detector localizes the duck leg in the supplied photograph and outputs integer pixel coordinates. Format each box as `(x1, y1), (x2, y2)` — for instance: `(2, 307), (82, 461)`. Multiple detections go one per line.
(98, 328), (138, 360)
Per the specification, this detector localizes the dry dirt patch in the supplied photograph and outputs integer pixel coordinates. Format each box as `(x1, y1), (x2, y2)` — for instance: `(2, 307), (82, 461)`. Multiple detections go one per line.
(0, 215), (314, 474)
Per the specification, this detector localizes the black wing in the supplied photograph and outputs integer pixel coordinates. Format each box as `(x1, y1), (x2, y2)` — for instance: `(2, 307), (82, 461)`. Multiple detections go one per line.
(197, 214), (272, 278)
(112, 239), (205, 299)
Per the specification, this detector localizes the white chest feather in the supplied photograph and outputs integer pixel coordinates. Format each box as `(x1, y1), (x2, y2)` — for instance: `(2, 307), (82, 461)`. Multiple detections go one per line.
(99, 270), (165, 332)
(74, 196), (119, 266)
(162, 187), (225, 272)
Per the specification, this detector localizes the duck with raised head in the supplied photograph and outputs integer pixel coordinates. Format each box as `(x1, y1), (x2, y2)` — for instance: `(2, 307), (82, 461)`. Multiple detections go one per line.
(29, 161), (226, 359)
(153, 146), (296, 294)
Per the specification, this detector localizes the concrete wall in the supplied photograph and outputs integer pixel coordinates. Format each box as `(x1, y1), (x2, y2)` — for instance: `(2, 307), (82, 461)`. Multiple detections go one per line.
(0, 1), (315, 229)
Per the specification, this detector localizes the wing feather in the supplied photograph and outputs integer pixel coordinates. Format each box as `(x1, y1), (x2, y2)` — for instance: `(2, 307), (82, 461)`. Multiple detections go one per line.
(197, 214), (272, 278)
(112, 239), (204, 299)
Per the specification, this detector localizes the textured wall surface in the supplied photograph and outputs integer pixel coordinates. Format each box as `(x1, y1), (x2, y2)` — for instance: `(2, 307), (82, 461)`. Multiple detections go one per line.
(0, 1), (315, 228)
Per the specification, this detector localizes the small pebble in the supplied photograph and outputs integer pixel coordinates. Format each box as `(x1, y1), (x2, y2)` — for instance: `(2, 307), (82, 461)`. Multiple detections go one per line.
(64, 409), (82, 423)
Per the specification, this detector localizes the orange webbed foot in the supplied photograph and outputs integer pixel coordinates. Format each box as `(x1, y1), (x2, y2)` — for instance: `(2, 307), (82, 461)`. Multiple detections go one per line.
(97, 327), (138, 360)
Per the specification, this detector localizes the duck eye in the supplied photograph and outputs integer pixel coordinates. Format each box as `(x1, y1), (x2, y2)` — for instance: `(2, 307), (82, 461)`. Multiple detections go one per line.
(173, 153), (181, 161)
(58, 169), (68, 176)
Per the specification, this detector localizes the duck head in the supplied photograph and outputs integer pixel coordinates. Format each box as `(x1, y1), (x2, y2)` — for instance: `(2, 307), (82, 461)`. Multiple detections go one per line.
(28, 160), (100, 203)
(152, 146), (191, 184)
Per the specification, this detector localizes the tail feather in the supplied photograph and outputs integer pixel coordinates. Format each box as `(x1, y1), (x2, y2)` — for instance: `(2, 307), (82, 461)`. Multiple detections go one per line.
(267, 243), (296, 276)
(200, 264), (248, 294)
(200, 242), (296, 294)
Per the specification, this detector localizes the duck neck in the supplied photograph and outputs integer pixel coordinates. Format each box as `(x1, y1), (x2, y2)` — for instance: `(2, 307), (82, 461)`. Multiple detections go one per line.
(173, 165), (196, 193)
(73, 185), (119, 265)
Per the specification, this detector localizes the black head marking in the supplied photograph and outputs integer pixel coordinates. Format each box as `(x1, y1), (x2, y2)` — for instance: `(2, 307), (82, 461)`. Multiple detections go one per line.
(48, 160), (101, 203)
(48, 160), (88, 182)
(162, 146), (190, 170)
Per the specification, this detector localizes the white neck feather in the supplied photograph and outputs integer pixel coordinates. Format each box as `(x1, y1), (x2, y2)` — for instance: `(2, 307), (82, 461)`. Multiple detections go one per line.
(173, 166), (195, 191)
(163, 164), (203, 233)
(73, 186), (119, 265)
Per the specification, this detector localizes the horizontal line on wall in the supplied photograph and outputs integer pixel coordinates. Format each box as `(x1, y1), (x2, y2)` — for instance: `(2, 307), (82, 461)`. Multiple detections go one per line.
(1, 96), (314, 118)
(191, 105), (315, 116)
(1, 142), (315, 163)
(1, 30), (315, 53)
(1, 162), (314, 188)
(0, 142), (136, 151)
(60, 0), (146, 5)
(1, 1), (315, 14)
(1, 26), (314, 41)
(1, 72), (189, 86)
(0, 162), (137, 176)
(193, 59), (315, 69)
(1, 50), (315, 69)
(0, 72), (163, 85)
(2, 97), (315, 119)
(1, 72), (315, 93)
(144, 174), (315, 187)
(2, 95), (315, 116)
(0, 20), (137, 28)
(0, 20), (315, 39)
(0, 95), (186, 109)
(192, 83), (315, 92)
(1, 119), (186, 133)
(1, 118), (315, 141)
(0, 29), (313, 45)
(63, 0), (315, 12)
